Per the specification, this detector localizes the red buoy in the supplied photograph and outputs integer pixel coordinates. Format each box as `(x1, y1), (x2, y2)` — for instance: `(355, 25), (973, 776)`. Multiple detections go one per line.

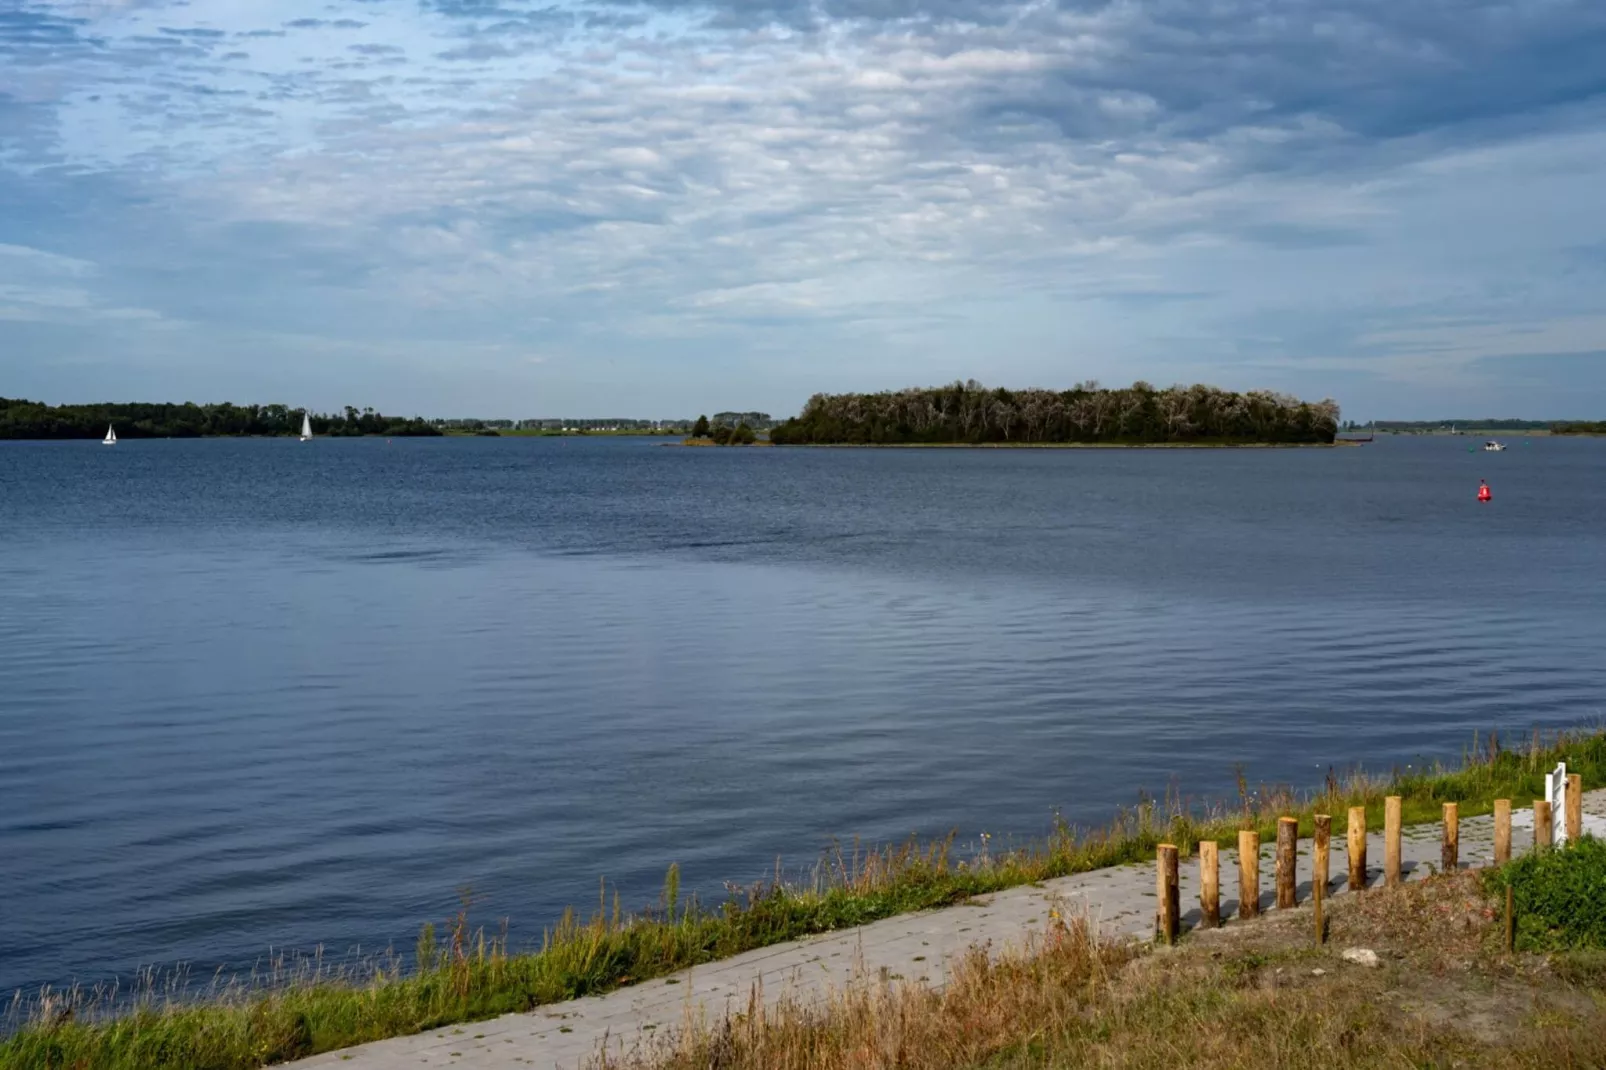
(1477, 480), (1491, 503)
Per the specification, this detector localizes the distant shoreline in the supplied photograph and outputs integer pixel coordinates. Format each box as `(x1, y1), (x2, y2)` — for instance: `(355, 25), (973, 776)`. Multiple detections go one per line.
(1370, 428), (1553, 437)
(448, 429), (680, 437)
(665, 440), (1360, 449)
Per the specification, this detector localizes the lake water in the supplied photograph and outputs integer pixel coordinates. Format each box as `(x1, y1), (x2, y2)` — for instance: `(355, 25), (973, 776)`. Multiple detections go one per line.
(2, 434), (1604, 995)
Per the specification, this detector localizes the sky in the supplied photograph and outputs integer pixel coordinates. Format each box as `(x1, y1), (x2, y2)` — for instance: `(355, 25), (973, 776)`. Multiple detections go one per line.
(2, 0), (1605, 420)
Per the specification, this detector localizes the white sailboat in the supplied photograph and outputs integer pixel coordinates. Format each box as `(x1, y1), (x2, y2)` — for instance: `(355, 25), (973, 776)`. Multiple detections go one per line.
(299, 413), (313, 442)
(102, 423), (117, 446)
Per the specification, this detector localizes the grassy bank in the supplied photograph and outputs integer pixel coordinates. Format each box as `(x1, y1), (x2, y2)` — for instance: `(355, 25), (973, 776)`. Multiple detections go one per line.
(611, 863), (1606, 1070)
(4, 727), (1602, 1070)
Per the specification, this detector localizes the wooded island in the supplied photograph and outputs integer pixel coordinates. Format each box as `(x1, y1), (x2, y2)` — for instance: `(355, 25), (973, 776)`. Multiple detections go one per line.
(768, 381), (1341, 446)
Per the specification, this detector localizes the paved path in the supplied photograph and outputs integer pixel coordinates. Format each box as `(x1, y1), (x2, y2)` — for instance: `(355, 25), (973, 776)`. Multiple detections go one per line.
(291, 791), (1606, 1070)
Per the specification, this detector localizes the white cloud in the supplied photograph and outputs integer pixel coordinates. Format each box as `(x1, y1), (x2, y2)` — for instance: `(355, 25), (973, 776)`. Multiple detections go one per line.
(0, 243), (167, 323)
(0, 243), (97, 279)
(2, 0), (1605, 414)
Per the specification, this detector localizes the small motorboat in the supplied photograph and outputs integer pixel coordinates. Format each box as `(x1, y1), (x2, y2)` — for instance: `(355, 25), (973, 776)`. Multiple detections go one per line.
(1482, 440), (1506, 452)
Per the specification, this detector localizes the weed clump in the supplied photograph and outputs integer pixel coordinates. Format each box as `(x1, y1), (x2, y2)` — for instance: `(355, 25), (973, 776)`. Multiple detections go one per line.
(1487, 835), (1606, 951)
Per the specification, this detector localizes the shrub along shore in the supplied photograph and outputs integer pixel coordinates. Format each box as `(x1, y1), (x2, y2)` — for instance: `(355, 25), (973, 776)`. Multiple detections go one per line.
(3, 726), (1601, 1070)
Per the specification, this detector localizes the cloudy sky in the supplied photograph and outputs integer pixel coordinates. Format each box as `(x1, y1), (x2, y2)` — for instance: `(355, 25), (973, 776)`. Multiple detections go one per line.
(2, 0), (1605, 419)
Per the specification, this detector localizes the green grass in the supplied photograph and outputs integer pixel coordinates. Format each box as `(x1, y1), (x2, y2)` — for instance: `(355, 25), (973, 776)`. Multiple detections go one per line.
(4, 725), (1604, 1070)
(1487, 835), (1606, 951)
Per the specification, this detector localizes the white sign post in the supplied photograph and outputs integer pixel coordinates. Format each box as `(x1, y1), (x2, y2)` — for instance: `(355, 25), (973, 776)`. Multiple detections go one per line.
(1547, 762), (1569, 846)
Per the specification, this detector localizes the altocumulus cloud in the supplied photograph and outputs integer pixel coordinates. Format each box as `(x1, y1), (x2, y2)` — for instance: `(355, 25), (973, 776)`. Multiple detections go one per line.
(0, 0), (1603, 415)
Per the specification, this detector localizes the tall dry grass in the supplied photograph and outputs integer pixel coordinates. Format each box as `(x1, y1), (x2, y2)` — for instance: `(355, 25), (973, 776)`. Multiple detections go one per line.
(601, 912), (1125, 1070)
(613, 873), (1606, 1070)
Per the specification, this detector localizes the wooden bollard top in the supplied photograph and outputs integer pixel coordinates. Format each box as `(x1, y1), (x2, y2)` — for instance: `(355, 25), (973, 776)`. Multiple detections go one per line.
(1155, 844), (1180, 944)
(1275, 817), (1299, 910)
(1534, 799), (1554, 848)
(1384, 796), (1403, 887)
(1346, 805), (1368, 891)
(1198, 840), (1220, 929)
(1442, 802), (1460, 873)
(1238, 829), (1261, 920)
(1493, 799), (1512, 866)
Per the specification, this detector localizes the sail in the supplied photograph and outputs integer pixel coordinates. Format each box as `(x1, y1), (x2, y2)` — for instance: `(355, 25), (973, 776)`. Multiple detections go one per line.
(300, 413), (313, 439)
(103, 424), (116, 444)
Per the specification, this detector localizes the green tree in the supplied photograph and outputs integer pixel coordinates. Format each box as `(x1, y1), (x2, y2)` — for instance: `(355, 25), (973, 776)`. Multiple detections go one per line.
(693, 414), (710, 437)
(733, 421), (756, 445)
(767, 382), (1339, 446)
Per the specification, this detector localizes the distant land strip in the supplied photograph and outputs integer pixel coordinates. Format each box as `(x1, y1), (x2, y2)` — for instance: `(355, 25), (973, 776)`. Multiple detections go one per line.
(1361, 419), (1579, 432)
(0, 399), (773, 440)
(0, 399), (440, 439)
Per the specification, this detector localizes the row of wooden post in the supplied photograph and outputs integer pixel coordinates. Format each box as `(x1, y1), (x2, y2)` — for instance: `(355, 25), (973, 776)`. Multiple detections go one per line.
(1155, 773), (1583, 944)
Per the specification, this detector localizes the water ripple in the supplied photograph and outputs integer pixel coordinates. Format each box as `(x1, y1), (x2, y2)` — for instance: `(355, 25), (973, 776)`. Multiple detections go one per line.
(0, 435), (1604, 993)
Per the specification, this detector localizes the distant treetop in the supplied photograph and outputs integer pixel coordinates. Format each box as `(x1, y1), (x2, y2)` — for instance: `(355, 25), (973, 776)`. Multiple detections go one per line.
(712, 411), (774, 429)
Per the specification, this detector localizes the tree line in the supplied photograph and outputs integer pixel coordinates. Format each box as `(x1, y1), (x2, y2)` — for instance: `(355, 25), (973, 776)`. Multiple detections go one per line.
(1361, 420), (1552, 431)
(768, 381), (1340, 445)
(1551, 422), (1606, 435)
(689, 414), (759, 445)
(0, 399), (441, 439)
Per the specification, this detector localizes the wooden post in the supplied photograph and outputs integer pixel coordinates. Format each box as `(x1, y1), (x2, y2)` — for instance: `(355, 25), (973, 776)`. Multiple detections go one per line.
(1534, 799), (1553, 850)
(1347, 806), (1367, 892)
(1313, 814), (1331, 945)
(1156, 844), (1179, 944)
(1567, 774), (1583, 843)
(1276, 817), (1298, 909)
(1505, 884), (1515, 952)
(1442, 802), (1459, 872)
(1313, 815), (1331, 898)
(1384, 796), (1402, 887)
(1313, 871), (1325, 945)
(1493, 799), (1511, 865)
(1238, 829), (1260, 919)
(1199, 840), (1220, 929)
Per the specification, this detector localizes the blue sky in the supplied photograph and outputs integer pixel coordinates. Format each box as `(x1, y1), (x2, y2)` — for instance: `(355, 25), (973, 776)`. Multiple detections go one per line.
(2, 0), (1604, 419)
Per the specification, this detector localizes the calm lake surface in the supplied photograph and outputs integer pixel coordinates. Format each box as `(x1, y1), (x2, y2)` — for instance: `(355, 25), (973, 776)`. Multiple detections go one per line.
(2, 435), (1604, 993)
